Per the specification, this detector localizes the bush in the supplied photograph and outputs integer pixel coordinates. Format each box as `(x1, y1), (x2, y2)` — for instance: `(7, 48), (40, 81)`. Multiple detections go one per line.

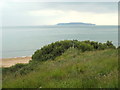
(32, 40), (115, 61)
(106, 41), (116, 49)
(32, 40), (73, 61)
(75, 42), (94, 52)
(2, 63), (27, 75)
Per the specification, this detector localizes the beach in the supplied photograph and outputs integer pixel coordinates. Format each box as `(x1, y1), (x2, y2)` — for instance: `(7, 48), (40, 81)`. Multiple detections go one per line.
(1, 56), (31, 67)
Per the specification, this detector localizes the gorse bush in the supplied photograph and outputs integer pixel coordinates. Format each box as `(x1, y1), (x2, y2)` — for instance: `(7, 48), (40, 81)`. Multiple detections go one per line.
(32, 40), (115, 61)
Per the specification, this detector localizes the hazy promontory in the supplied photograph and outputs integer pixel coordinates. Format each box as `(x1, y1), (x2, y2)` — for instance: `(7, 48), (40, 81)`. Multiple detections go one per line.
(56, 22), (96, 26)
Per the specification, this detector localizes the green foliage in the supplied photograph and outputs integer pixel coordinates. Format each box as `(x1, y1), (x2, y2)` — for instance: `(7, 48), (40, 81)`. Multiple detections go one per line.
(32, 40), (115, 61)
(2, 40), (117, 88)
(118, 46), (120, 49)
(2, 63), (27, 75)
(106, 41), (116, 49)
(32, 40), (73, 61)
(76, 42), (94, 52)
(2, 48), (118, 88)
(2, 60), (42, 76)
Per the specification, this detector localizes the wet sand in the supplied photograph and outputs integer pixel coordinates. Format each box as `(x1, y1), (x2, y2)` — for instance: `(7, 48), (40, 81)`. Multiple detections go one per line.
(1, 57), (31, 67)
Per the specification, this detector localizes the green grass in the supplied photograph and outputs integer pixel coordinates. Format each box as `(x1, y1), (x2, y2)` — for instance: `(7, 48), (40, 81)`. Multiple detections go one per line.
(2, 48), (118, 88)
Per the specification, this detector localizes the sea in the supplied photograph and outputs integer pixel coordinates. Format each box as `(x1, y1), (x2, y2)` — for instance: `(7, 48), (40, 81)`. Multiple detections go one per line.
(1, 25), (118, 58)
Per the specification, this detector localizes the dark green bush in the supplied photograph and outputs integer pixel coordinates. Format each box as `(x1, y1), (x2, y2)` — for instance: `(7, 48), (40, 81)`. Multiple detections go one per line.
(32, 40), (115, 61)
(75, 42), (94, 52)
(118, 46), (120, 49)
(98, 43), (107, 50)
(32, 40), (73, 61)
(106, 41), (116, 49)
(2, 63), (27, 75)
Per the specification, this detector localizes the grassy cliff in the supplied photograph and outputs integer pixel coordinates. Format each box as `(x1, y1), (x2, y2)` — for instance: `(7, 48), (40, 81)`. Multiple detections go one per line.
(2, 47), (118, 88)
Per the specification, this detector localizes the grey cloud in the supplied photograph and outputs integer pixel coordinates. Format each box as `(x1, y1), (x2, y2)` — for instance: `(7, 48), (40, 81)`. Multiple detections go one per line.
(2, 2), (118, 26)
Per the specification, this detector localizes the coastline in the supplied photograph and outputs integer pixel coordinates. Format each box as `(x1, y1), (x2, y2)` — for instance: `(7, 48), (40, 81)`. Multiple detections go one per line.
(1, 56), (31, 67)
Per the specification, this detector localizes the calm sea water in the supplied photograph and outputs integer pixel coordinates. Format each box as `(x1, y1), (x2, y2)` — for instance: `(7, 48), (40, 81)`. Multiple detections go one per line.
(1, 25), (118, 58)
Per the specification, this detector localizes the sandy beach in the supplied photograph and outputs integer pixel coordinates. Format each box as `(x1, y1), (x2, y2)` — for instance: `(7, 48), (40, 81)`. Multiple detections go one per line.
(1, 56), (31, 67)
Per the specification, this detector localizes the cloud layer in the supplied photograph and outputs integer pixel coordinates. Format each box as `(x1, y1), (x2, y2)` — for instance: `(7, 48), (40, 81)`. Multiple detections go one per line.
(1, 2), (118, 26)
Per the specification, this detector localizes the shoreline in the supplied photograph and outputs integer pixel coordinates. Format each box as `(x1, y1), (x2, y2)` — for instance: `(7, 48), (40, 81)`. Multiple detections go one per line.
(1, 56), (31, 67)
(1, 55), (32, 59)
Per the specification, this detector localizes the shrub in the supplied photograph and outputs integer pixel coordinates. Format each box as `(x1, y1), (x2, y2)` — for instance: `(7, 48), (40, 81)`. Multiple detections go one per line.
(2, 63), (27, 75)
(32, 40), (115, 61)
(106, 41), (116, 49)
(75, 42), (94, 52)
(8, 63), (27, 72)
(98, 43), (107, 50)
(118, 46), (120, 49)
(32, 40), (73, 61)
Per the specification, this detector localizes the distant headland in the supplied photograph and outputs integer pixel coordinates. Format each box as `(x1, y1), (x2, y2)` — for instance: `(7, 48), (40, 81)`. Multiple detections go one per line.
(56, 22), (96, 26)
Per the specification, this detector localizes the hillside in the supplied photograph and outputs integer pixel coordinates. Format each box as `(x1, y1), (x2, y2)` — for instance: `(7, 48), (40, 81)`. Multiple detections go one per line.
(2, 48), (118, 88)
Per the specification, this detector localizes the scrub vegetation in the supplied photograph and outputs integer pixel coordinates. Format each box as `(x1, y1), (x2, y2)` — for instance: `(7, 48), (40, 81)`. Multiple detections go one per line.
(2, 40), (118, 88)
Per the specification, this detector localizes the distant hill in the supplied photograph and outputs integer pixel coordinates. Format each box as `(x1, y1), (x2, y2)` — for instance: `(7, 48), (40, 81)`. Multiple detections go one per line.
(57, 22), (96, 26)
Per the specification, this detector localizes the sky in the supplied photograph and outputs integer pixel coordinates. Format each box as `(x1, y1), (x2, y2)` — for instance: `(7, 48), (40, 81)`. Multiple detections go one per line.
(0, 0), (118, 26)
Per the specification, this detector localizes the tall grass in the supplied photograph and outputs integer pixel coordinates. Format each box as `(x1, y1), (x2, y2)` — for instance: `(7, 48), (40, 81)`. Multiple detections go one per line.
(2, 48), (118, 88)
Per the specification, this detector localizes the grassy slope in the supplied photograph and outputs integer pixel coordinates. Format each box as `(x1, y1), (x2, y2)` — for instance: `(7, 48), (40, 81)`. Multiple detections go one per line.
(2, 48), (118, 88)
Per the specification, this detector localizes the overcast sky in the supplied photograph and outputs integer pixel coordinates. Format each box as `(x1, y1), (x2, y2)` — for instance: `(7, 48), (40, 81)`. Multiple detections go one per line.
(0, 1), (118, 26)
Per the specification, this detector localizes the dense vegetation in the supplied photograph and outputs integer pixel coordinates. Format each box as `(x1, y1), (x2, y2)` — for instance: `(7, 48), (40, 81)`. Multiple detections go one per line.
(2, 48), (118, 88)
(2, 40), (118, 88)
(32, 40), (115, 61)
